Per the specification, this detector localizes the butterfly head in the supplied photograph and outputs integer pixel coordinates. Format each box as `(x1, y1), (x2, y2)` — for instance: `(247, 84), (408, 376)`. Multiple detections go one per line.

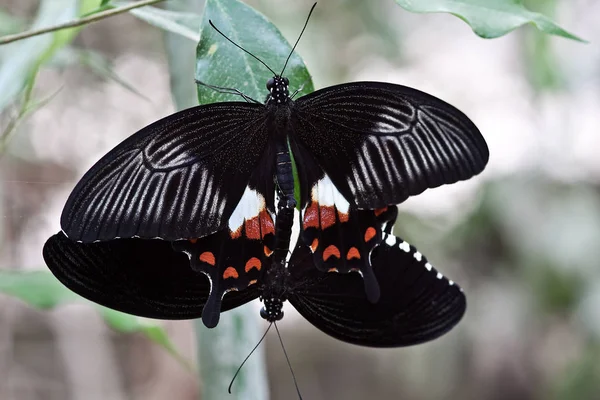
(266, 76), (290, 104)
(259, 295), (285, 322)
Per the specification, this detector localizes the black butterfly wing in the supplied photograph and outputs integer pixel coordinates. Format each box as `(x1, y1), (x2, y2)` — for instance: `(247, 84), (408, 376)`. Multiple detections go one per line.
(287, 232), (466, 347)
(43, 232), (259, 319)
(61, 102), (271, 242)
(292, 81), (489, 208)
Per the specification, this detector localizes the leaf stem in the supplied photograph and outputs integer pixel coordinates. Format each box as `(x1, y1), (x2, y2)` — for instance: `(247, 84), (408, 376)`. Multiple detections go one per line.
(0, 0), (166, 46)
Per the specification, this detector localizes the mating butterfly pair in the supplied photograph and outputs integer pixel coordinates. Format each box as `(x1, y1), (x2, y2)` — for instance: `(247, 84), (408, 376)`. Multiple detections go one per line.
(43, 8), (488, 347)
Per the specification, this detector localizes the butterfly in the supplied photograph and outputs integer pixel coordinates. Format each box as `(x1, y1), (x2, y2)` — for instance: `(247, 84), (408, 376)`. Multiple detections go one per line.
(43, 3), (488, 346)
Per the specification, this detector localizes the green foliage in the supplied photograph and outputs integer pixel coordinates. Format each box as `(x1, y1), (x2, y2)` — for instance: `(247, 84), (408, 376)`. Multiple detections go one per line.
(0, 270), (192, 370)
(113, 1), (201, 42)
(394, 0), (585, 42)
(195, 0), (314, 105)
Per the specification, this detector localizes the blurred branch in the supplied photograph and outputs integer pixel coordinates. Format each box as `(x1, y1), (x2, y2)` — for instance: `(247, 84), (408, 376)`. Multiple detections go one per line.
(0, 0), (165, 45)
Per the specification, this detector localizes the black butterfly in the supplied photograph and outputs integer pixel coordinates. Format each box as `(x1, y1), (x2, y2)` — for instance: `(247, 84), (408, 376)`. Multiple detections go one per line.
(43, 3), (487, 346)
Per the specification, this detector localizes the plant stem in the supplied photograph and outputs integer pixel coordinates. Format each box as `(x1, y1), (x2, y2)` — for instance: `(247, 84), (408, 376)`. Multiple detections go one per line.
(0, 0), (165, 46)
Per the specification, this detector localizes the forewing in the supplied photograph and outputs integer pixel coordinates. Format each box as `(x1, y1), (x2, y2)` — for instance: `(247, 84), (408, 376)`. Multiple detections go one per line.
(293, 82), (489, 208)
(61, 102), (269, 242)
(287, 232), (466, 347)
(43, 232), (259, 320)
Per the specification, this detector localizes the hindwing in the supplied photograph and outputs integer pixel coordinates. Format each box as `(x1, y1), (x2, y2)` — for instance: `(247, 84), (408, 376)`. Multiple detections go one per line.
(42, 232), (259, 319)
(172, 197), (275, 328)
(287, 231), (466, 347)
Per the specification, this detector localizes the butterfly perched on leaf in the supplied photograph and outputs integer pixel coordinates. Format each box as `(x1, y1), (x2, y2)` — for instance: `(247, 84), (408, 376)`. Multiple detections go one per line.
(43, 1), (488, 347)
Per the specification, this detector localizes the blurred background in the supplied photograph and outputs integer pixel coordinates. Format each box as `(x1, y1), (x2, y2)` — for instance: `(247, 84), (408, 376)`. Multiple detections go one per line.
(1, 0), (599, 399)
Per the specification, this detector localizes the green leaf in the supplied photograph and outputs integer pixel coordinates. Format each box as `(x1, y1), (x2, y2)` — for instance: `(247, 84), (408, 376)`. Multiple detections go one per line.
(0, 7), (25, 35)
(113, 1), (201, 42)
(50, 46), (149, 100)
(0, 0), (102, 113)
(0, 270), (192, 370)
(0, 271), (79, 309)
(196, 0), (314, 105)
(394, 0), (586, 42)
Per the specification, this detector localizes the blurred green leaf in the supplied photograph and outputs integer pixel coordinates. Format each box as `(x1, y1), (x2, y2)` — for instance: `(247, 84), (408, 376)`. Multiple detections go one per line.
(0, 271), (79, 308)
(51, 46), (149, 100)
(529, 261), (585, 315)
(0, 270), (192, 370)
(113, 1), (201, 42)
(0, 0), (102, 115)
(0, 7), (25, 35)
(394, 0), (586, 42)
(552, 342), (600, 400)
(196, 0), (314, 104)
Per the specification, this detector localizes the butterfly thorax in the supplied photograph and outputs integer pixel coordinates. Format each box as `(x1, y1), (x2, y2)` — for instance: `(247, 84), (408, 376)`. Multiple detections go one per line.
(259, 265), (288, 322)
(266, 76), (290, 105)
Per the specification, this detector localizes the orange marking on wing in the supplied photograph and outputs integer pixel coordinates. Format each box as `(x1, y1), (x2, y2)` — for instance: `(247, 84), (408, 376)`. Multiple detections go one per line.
(189, 238), (198, 244)
(364, 227), (377, 242)
(347, 247), (361, 260)
(223, 267), (239, 279)
(328, 268), (338, 273)
(264, 245), (273, 257)
(245, 216), (261, 240)
(303, 202), (319, 228)
(319, 206), (336, 229)
(323, 245), (341, 261)
(310, 238), (319, 253)
(259, 211), (275, 237)
(245, 257), (262, 272)
(374, 206), (388, 217)
(248, 279), (258, 286)
(337, 210), (349, 223)
(199, 252), (216, 266)
(230, 226), (242, 239)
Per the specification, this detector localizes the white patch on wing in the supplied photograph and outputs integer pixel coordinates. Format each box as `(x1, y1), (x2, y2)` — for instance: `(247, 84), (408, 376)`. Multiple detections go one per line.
(384, 234), (396, 246)
(399, 241), (410, 252)
(228, 186), (265, 232)
(413, 251), (422, 262)
(311, 174), (350, 213)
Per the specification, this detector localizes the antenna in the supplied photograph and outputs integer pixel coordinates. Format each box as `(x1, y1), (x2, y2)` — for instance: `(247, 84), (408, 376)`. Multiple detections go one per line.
(274, 322), (303, 400)
(209, 20), (278, 76)
(228, 323), (273, 394)
(280, 2), (317, 77)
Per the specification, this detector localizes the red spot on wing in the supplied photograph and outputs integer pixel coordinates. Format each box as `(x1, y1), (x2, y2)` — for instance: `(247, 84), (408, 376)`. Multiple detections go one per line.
(303, 202), (319, 228)
(245, 216), (261, 240)
(199, 252), (216, 266)
(248, 279), (258, 286)
(259, 210), (275, 237)
(223, 267), (239, 279)
(319, 206), (336, 229)
(323, 245), (341, 261)
(347, 247), (361, 260)
(245, 257), (262, 272)
(230, 227), (242, 239)
(310, 238), (319, 253)
(189, 238), (198, 244)
(374, 206), (388, 217)
(364, 227), (377, 242)
(328, 268), (338, 273)
(337, 210), (349, 223)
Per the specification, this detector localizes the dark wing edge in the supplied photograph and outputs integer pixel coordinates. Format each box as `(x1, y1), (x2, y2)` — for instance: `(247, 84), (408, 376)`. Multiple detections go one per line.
(287, 232), (466, 347)
(43, 232), (259, 320)
(293, 81), (489, 208)
(61, 102), (269, 242)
